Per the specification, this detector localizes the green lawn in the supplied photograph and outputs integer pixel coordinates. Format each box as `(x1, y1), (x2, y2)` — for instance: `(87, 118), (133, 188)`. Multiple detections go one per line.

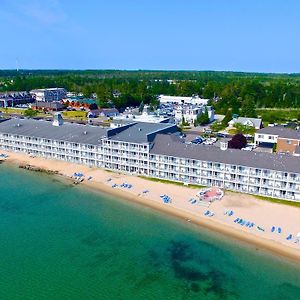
(0, 107), (26, 114)
(257, 108), (300, 124)
(255, 195), (300, 208)
(139, 176), (204, 189)
(62, 111), (87, 119)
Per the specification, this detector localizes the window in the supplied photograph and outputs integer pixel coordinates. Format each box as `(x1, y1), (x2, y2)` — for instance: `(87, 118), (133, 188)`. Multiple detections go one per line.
(286, 140), (292, 144)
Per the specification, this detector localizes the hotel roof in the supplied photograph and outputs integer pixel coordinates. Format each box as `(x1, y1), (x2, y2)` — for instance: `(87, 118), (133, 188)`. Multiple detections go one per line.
(0, 118), (109, 145)
(151, 134), (300, 173)
(0, 118), (177, 145)
(109, 122), (177, 143)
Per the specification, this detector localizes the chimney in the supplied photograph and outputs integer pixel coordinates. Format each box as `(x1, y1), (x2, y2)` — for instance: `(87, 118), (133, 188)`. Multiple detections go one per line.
(220, 140), (228, 151)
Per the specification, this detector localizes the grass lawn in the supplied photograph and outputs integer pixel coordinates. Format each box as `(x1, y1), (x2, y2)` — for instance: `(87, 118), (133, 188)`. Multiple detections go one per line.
(0, 107), (26, 114)
(62, 111), (87, 120)
(255, 195), (300, 208)
(257, 108), (300, 124)
(139, 176), (204, 189)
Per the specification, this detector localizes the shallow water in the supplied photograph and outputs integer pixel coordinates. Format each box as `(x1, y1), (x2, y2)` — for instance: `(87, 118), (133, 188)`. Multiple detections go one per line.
(0, 164), (300, 300)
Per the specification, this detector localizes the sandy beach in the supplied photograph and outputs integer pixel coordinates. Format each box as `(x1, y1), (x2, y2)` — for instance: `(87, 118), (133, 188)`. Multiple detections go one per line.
(2, 150), (300, 263)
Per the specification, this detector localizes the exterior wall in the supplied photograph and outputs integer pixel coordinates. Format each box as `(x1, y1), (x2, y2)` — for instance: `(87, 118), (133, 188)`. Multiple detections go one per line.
(254, 133), (278, 145)
(148, 153), (300, 202)
(277, 137), (300, 154)
(31, 89), (67, 102)
(1, 132), (300, 202)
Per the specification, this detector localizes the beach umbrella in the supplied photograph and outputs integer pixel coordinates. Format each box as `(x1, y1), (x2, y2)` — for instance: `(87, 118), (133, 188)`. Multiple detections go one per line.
(297, 232), (300, 238)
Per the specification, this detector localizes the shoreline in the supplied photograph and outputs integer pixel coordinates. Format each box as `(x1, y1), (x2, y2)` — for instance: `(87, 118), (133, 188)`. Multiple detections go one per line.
(2, 151), (300, 264)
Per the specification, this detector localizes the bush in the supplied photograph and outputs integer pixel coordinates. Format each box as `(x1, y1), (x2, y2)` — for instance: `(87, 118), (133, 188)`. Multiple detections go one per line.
(228, 133), (247, 149)
(24, 108), (37, 118)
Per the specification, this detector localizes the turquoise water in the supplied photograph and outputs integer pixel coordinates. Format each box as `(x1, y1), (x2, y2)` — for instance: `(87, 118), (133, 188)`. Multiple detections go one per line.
(0, 164), (300, 300)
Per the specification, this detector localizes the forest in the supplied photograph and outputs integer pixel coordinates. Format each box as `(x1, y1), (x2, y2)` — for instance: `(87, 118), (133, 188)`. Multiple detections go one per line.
(0, 70), (300, 114)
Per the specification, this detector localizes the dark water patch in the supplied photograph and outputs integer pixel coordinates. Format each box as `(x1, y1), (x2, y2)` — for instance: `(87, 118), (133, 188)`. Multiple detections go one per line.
(84, 251), (115, 269)
(0, 200), (23, 214)
(172, 260), (206, 281)
(133, 273), (161, 290)
(167, 240), (194, 262)
(81, 231), (104, 247)
(190, 282), (200, 293)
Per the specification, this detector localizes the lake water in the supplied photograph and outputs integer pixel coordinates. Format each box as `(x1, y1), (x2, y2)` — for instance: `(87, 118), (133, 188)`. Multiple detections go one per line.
(0, 164), (300, 300)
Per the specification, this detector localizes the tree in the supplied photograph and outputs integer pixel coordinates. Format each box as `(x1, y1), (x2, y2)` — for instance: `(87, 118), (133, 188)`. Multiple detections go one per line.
(228, 133), (247, 149)
(210, 121), (225, 132)
(138, 100), (144, 113)
(24, 108), (37, 118)
(240, 96), (257, 118)
(221, 109), (233, 127)
(234, 123), (256, 135)
(195, 107), (210, 126)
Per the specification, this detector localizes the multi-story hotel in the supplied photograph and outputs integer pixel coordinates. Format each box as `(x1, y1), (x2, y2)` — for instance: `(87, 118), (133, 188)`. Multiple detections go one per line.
(30, 88), (67, 102)
(1, 115), (300, 202)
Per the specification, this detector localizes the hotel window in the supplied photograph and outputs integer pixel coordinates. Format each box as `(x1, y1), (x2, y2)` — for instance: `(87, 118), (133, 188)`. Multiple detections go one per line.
(286, 140), (292, 144)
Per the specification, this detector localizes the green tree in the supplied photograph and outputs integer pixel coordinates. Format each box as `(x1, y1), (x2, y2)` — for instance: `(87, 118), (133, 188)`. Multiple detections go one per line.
(210, 121), (225, 132)
(24, 108), (38, 118)
(138, 100), (145, 113)
(221, 109), (233, 127)
(241, 96), (257, 118)
(234, 123), (256, 135)
(196, 107), (210, 126)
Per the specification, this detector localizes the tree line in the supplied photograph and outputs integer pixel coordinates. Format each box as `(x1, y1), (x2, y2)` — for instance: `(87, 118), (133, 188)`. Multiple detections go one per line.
(0, 70), (299, 112)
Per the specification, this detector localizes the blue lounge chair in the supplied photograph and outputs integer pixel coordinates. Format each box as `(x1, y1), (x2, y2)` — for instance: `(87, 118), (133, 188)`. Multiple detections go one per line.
(228, 211), (234, 217)
(286, 234), (292, 240)
(234, 218), (239, 223)
(271, 226), (275, 233)
(204, 210), (210, 216)
(278, 227), (282, 234)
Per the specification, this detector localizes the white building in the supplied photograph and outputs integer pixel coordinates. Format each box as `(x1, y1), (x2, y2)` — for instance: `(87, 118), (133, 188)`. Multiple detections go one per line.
(174, 105), (214, 124)
(30, 88), (67, 102)
(158, 95), (209, 106)
(1, 117), (300, 202)
(228, 117), (262, 130)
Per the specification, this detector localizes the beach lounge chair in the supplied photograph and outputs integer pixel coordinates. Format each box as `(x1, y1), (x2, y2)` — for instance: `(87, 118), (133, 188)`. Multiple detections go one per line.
(257, 226), (265, 232)
(278, 227), (282, 234)
(228, 211), (234, 217)
(234, 218), (239, 223)
(204, 210), (210, 216)
(271, 226), (275, 233)
(286, 234), (292, 240)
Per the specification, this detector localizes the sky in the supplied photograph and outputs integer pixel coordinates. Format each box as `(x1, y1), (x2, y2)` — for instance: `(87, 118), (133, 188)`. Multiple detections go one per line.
(1, 0), (300, 72)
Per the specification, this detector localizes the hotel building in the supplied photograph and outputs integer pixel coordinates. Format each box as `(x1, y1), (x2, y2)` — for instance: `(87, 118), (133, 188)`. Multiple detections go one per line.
(0, 116), (300, 202)
(30, 88), (67, 102)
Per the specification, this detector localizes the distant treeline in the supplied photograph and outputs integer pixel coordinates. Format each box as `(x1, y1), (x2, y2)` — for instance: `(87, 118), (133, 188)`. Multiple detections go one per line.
(0, 70), (300, 112)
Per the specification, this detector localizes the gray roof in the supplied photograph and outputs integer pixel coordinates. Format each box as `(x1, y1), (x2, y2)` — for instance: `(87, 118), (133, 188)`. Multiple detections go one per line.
(256, 126), (300, 140)
(150, 134), (300, 173)
(0, 118), (109, 145)
(109, 122), (178, 143)
(230, 117), (262, 128)
(0, 118), (178, 145)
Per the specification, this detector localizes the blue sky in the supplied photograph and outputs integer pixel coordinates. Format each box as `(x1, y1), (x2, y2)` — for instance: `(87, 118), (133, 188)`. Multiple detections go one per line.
(1, 0), (299, 72)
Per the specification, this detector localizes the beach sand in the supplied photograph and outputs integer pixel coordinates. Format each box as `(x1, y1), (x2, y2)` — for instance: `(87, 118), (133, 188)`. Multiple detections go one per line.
(2, 150), (300, 263)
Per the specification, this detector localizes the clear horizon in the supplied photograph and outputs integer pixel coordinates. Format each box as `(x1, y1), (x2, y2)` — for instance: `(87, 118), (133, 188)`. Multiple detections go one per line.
(1, 0), (300, 73)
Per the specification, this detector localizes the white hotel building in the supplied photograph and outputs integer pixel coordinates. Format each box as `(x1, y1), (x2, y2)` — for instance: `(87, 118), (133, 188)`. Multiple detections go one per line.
(0, 116), (300, 202)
